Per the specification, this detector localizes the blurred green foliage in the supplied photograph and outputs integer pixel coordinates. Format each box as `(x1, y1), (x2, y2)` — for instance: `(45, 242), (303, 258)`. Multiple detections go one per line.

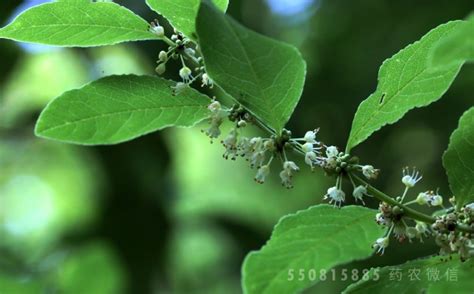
(0, 0), (473, 293)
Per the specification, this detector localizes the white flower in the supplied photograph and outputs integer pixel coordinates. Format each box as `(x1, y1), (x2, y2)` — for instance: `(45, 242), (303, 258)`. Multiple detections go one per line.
(201, 73), (213, 88)
(237, 120), (247, 128)
(203, 119), (222, 139)
(415, 221), (429, 236)
(279, 161), (299, 189)
(406, 227), (419, 241)
(263, 139), (275, 151)
(428, 195), (443, 207)
(362, 165), (379, 180)
(172, 82), (188, 94)
(302, 142), (313, 153)
(402, 167), (422, 188)
(250, 151), (266, 168)
(202, 101), (227, 140)
(249, 137), (263, 153)
(304, 130), (318, 143)
(283, 161), (299, 172)
(150, 21), (164, 37)
(353, 185), (369, 204)
(279, 169), (292, 188)
(324, 186), (345, 207)
(393, 224), (408, 242)
(372, 236), (389, 255)
(179, 66), (193, 83)
(244, 137), (265, 165)
(326, 146), (339, 158)
(208, 100), (221, 112)
(416, 192), (430, 205)
(305, 151), (318, 170)
(254, 165), (270, 184)
(375, 212), (391, 226)
(222, 128), (238, 160)
(237, 137), (251, 156)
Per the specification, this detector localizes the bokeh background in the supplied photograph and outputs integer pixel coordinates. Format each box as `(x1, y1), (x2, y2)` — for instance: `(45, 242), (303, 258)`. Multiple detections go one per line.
(1, 0), (473, 293)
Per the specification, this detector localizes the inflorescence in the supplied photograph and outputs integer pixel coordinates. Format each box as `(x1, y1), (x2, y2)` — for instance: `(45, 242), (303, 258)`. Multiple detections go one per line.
(149, 20), (214, 95)
(150, 19), (473, 262)
(200, 98), (474, 260)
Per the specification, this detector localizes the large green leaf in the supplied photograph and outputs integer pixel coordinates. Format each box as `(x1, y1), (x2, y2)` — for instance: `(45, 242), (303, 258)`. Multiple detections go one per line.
(346, 21), (463, 152)
(431, 15), (474, 66)
(242, 205), (383, 294)
(344, 255), (474, 294)
(0, 2), (158, 47)
(443, 107), (474, 208)
(35, 75), (211, 145)
(196, 1), (306, 133)
(146, 0), (228, 40)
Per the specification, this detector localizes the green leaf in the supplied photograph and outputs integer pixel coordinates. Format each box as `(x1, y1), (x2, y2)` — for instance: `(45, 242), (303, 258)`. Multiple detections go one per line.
(145, 0), (228, 40)
(346, 21), (463, 152)
(344, 255), (474, 294)
(0, 2), (158, 47)
(35, 75), (211, 145)
(431, 15), (474, 66)
(196, 1), (306, 133)
(443, 107), (474, 208)
(242, 205), (383, 294)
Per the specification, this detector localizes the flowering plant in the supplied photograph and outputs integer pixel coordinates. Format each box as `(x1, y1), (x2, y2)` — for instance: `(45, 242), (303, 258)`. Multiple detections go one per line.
(1, 0), (473, 293)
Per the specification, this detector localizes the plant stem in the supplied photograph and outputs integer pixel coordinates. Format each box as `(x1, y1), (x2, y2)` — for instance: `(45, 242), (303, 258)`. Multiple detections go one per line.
(163, 36), (175, 47)
(351, 174), (474, 233)
(351, 174), (435, 223)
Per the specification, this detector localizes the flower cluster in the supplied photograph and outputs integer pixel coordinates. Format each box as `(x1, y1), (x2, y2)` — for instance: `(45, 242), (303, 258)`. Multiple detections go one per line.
(149, 22), (213, 94)
(370, 167), (433, 254)
(148, 16), (474, 263)
(202, 100), (229, 141)
(372, 201), (431, 254)
(370, 167), (474, 258)
(310, 145), (376, 207)
(202, 101), (307, 188)
(431, 206), (474, 261)
(415, 191), (443, 207)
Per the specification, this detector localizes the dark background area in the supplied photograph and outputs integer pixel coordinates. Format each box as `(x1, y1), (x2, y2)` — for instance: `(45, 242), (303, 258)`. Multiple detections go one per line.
(0, 0), (473, 293)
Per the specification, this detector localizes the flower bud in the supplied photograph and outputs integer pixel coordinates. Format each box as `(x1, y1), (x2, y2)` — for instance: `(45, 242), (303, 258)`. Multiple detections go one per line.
(159, 51), (168, 62)
(326, 146), (338, 158)
(416, 192), (430, 205)
(155, 63), (166, 75)
(429, 195), (443, 207)
(150, 23), (164, 37)
(362, 165), (379, 180)
(372, 236), (389, 255)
